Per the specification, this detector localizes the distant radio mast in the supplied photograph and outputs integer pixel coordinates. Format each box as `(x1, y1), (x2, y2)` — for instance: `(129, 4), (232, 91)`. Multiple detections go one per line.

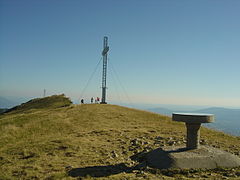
(43, 89), (46, 97)
(101, 36), (109, 104)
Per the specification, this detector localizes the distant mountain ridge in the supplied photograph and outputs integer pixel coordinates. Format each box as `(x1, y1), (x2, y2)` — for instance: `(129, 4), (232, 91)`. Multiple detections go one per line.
(146, 107), (173, 116)
(0, 96), (31, 109)
(194, 107), (240, 136)
(0, 97), (16, 108)
(148, 107), (240, 136)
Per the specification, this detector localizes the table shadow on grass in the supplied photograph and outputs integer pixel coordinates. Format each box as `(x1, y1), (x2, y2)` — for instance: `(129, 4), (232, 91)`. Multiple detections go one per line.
(67, 148), (188, 178)
(68, 163), (132, 178)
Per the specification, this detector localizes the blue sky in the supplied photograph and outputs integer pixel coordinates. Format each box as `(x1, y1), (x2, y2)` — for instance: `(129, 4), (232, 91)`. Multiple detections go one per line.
(1, 0), (240, 107)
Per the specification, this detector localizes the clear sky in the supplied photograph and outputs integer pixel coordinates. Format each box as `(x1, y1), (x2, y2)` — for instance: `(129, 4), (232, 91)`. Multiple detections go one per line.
(1, 0), (240, 107)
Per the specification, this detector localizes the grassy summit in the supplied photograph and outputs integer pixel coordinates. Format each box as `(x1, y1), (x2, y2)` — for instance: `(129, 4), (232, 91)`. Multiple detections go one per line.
(0, 95), (239, 179)
(5, 94), (72, 114)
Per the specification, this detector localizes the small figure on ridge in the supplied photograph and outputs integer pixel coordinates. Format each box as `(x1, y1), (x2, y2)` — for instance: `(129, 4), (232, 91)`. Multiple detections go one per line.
(96, 97), (100, 104)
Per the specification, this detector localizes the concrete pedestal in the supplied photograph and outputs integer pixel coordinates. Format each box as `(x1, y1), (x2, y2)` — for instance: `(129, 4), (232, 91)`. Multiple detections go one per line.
(147, 146), (240, 169)
(186, 123), (201, 149)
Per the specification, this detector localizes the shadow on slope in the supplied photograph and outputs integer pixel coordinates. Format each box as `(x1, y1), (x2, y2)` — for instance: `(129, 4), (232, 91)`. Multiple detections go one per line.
(67, 148), (174, 178)
(68, 163), (132, 178)
(68, 149), (172, 177)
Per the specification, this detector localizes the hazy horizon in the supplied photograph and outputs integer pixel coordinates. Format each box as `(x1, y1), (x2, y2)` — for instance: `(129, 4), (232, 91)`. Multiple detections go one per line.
(2, 94), (240, 111)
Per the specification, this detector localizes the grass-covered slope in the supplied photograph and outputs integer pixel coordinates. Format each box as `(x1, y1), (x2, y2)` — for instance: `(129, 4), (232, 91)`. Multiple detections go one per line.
(0, 109), (7, 114)
(0, 97), (239, 179)
(5, 94), (72, 114)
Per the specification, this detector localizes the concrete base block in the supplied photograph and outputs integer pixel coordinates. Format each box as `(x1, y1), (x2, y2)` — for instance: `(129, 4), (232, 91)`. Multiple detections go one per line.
(147, 146), (240, 169)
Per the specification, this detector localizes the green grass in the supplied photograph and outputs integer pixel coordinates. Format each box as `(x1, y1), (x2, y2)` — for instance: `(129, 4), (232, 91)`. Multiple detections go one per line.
(0, 95), (239, 179)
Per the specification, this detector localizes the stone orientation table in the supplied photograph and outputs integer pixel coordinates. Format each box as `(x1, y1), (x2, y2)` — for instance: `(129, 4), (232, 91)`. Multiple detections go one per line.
(172, 113), (214, 149)
(146, 112), (240, 169)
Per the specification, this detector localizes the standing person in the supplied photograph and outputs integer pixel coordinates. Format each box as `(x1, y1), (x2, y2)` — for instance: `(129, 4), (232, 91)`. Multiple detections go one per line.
(91, 97), (94, 104)
(97, 97), (100, 104)
(81, 99), (84, 104)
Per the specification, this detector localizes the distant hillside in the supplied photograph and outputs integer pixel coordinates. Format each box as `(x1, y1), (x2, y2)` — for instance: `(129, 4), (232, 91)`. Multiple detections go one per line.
(194, 107), (240, 136)
(0, 96), (33, 109)
(148, 107), (173, 116)
(149, 106), (240, 136)
(0, 97), (16, 108)
(0, 98), (239, 179)
(194, 107), (240, 118)
(4, 94), (72, 114)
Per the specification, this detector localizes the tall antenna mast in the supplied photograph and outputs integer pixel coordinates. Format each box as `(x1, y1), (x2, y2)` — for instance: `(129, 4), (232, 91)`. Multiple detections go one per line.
(101, 36), (109, 104)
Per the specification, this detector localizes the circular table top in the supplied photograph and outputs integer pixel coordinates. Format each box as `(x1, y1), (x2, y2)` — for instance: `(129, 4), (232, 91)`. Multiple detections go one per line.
(172, 112), (214, 123)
